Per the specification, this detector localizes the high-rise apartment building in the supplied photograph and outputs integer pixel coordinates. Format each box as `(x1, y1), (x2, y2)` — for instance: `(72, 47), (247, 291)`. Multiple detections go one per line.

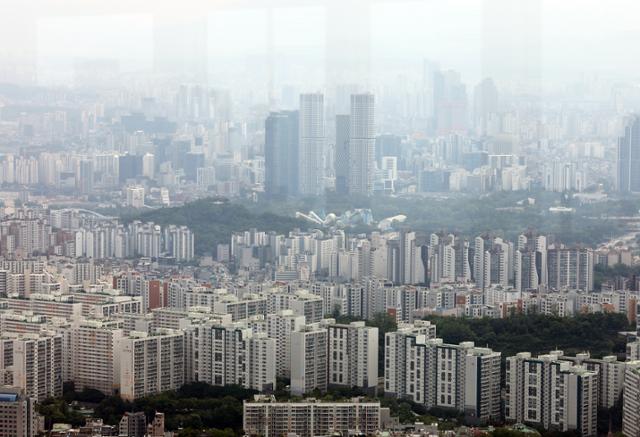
(70, 320), (123, 395)
(196, 322), (275, 392)
(266, 310), (306, 378)
(119, 329), (185, 401)
(298, 93), (325, 196)
(290, 323), (328, 396)
(505, 352), (598, 437)
(326, 321), (378, 393)
(334, 114), (350, 195)
(557, 352), (624, 409)
(547, 248), (594, 291)
(384, 323), (500, 424)
(0, 331), (62, 402)
(617, 115), (640, 193)
(348, 94), (375, 195)
(623, 361), (640, 437)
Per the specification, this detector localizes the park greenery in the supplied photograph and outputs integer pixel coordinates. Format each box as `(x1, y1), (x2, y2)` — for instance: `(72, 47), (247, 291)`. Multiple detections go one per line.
(128, 197), (307, 255)
(424, 312), (633, 360)
(124, 191), (640, 256)
(38, 382), (256, 436)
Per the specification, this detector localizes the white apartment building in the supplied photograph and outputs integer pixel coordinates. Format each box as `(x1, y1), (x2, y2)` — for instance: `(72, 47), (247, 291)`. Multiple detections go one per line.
(196, 322), (275, 392)
(70, 319), (124, 395)
(243, 395), (381, 437)
(505, 352), (598, 437)
(0, 331), (62, 401)
(266, 310), (305, 378)
(623, 361), (640, 437)
(557, 352), (625, 409)
(384, 320), (438, 401)
(119, 329), (185, 401)
(290, 323), (328, 396)
(326, 321), (378, 393)
(384, 322), (500, 424)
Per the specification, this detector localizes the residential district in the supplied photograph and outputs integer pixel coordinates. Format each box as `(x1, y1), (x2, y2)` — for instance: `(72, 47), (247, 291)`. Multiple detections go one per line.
(0, 204), (636, 436)
(2, 36), (640, 437)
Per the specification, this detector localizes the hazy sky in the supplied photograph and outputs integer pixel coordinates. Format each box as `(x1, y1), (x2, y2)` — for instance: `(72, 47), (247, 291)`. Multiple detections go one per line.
(1, 0), (639, 89)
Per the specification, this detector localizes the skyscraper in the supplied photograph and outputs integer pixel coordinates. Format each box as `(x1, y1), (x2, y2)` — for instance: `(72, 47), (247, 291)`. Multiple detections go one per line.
(617, 115), (640, 193)
(334, 114), (350, 195)
(348, 94), (375, 195)
(298, 94), (325, 196)
(433, 69), (468, 135)
(264, 111), (299, 198)
(473, 78), (499, 135)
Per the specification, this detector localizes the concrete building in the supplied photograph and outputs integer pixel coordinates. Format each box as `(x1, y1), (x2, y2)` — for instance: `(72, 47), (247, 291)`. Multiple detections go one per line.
(290, 323), (328, 396)
(384, 322), (500, 424)
(243, 395), (381, 437)
(119, 411), (146, 437)
(623, 361), (640, 437)
(557, 352), (624, 409)
(326, 321), (378, 393)
(298, 93), (325, 196)
(617, 115), (640, 193)
(266, 310), (305, 378)
(505, 352), (598, 437)
(0, 331), (62, 402)
(119, 329), (185, 400)
(0, 387), (36, 437)
(348, 94), (375, 195)
(70, 320), (124, 395)
(196, 322), (275, 392)
(125, 186), (145, 208)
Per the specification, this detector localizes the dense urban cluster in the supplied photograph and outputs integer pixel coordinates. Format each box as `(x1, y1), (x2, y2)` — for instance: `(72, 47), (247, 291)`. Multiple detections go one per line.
(3, 3), (640, 436)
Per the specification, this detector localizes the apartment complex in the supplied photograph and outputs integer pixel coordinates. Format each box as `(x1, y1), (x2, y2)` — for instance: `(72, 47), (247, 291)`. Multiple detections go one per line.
(243, 395), (381, 437)
(505, 352), (598, 437)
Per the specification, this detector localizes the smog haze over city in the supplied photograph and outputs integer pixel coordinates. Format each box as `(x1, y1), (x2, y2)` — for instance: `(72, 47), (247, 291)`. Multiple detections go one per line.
(2, 1), (640, 437)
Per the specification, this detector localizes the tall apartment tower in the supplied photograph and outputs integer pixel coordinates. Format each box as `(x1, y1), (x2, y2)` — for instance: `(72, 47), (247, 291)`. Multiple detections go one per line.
(505, 352), (598, 437)
(298, 93), (325, 196)
(334, 114), (350, 195)
(119, 329), (185, 401)
(618, 115), (640, 193)
(0, 332), (63, 402)
(196, 322), (276, 392)
(623, 361), (640, 437)
(264, 111), (299, 198)
(290, 323), (328, 396)
(326, 321), (378, 393)
(384, 324), (500, 425)
(348, 94), (375, 195)
(70, 320), (124, 395)
(266, 310), (306, 378)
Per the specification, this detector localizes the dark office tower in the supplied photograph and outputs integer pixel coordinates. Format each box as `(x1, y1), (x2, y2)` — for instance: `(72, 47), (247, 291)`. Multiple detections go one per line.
(473, 78), (499, 136)
(335, 115), (350, 195)
(433, 69), (468, 135)
(348, 94), (375, 196)
(265, 111), (299, 198)
(76, 159), (94, 195)
(153, 137), (171, 168)
(184, 152), (205, 182)
(375, 134), (402, 164)
(118, 154), (143, 183)
(617, 115), (640, 193)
